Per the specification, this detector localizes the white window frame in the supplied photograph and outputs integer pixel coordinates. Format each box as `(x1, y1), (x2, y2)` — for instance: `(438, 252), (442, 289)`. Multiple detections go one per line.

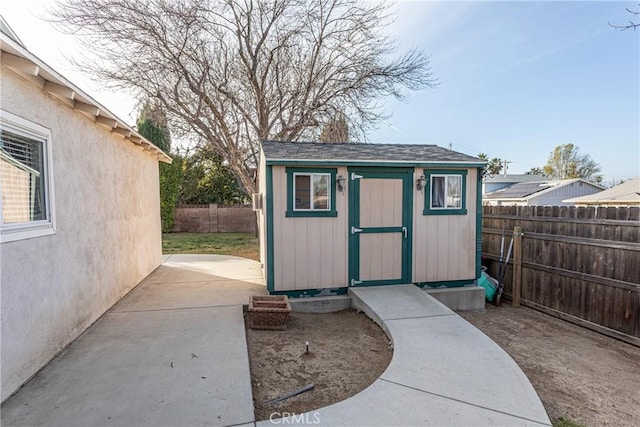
(430, 174), (463, 210)
(293, 172), (331, 211)
(1, 110), (56, 243)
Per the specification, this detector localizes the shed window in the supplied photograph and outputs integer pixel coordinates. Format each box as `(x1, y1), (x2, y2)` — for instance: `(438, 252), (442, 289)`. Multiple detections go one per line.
(286, 167), (337, 217)
(294, 173), (329, 210)
(423, 170), (467, 215)
(1, 110), (55, 242)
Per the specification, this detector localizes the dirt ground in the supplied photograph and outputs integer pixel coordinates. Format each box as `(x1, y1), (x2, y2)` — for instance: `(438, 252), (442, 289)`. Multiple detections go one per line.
(245, 304), (639, 425)
(459, 305), (640, 427)
(245, 309), (392, 421)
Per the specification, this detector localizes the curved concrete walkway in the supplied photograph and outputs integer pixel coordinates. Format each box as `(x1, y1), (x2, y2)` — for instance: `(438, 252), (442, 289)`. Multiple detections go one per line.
(260, 285), (552, 426)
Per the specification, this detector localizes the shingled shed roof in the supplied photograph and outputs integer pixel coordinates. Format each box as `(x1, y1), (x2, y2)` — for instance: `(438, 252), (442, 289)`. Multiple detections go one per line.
(261, 141), (484, 166)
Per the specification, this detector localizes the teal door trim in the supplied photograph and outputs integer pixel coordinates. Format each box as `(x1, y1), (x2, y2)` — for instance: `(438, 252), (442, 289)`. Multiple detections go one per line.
(266, 165), (275, 292)
(348, 167), (413, 287)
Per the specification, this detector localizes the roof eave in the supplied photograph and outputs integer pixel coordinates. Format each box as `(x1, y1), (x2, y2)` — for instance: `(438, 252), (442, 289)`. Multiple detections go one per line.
(0, 32), (172, 164)
(266, 158), (486, 167)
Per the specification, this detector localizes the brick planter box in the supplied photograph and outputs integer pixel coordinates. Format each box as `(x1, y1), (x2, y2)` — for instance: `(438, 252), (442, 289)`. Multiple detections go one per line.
(248, 295), (291, 330)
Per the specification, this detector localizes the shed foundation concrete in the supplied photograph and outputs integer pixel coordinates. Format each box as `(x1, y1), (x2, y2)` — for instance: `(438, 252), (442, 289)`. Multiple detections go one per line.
(424, 285), (486, 311)
(288, 295), (352, 313)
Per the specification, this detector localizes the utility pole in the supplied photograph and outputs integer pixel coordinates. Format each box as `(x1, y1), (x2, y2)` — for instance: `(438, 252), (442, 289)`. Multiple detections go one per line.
(503, 160), (511, 176)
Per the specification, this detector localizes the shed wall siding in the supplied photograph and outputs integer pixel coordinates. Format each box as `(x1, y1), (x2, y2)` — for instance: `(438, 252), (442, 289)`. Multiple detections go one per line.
(271, 165), (348, 291)
(0, 69), (162, 401)
(413, 168), (477, 283)
(258, 151), (267, 278)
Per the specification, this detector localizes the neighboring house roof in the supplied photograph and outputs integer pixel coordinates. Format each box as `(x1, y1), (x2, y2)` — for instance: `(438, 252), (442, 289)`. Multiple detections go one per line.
(563, 178), (640, 205)
(261, 140), (485, 166)
(0, 17), (171, 163)
(484, 174), (546, 184)
(484, 178), (602, 201)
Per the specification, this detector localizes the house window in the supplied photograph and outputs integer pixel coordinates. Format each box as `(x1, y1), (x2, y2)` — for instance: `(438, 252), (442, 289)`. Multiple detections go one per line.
(423, 169), (467, 215)
(286, 167), (337, 217)
(1, 110), (55, 242)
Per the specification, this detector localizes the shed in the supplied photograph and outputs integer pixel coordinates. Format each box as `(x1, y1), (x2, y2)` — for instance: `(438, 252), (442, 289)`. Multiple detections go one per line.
(1, 19), (170, 401)
(256, 141), (486, 296)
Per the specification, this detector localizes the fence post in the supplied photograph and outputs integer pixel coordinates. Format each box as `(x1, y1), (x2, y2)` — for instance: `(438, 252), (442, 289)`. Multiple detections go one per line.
(512, 226), (523, 307)
(209, 203), (219, 233)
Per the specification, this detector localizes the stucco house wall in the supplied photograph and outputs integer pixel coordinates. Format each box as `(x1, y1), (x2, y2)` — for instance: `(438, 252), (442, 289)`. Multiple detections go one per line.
(1, 67), (163, 401)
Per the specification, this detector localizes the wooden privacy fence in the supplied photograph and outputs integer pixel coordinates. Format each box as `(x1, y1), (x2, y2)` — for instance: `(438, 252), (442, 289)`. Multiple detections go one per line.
(482, 205), (640, 346)
(173, 204), (256, 233)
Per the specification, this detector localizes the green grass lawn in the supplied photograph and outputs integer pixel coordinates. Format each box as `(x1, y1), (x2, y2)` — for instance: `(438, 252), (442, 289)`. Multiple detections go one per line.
(162, 232), (259, 261)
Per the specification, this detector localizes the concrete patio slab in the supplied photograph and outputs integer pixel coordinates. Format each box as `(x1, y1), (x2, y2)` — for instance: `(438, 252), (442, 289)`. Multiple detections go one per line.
(1, 254), (264, 427)
(257, 379), (550, 426)
(113, 279), (266, 312)
(1, 305), (254, 427)
(157, 254), (265, 284)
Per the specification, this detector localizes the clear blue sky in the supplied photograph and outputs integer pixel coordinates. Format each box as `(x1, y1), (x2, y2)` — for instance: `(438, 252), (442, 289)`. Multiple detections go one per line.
(2, 1), (639, 183)
(370, 1), (640, 183)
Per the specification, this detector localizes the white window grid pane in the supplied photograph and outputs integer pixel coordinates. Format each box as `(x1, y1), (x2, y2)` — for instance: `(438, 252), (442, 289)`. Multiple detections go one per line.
(431, 176), (445, 208)
(312, 174), (329, 210)
(447, 175), (462, 208)
(294, 174), (311, 209)
(430, 174), (463, 209)
(293, 173), (331, 211)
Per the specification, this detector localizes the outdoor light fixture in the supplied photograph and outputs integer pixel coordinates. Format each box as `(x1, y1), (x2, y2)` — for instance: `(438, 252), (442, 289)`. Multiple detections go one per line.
(417, 174), (426, 192)
(336, 174), (346, 193)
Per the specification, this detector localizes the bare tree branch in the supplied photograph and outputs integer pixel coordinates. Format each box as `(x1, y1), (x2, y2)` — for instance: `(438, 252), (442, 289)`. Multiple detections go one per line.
(49, 0), (436, 193)
(609, 3), (640, 31)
